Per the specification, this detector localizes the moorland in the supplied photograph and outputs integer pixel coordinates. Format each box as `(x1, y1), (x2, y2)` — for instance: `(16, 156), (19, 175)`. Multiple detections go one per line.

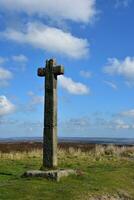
(0, 142), (134, 200)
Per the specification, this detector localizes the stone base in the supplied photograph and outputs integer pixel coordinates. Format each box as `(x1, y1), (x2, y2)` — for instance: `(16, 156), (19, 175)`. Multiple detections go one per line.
(22, 169), (76, 181)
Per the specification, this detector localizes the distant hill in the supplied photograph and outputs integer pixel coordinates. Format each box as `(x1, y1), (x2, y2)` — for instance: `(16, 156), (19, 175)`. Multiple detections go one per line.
(0, 137), (134, 145)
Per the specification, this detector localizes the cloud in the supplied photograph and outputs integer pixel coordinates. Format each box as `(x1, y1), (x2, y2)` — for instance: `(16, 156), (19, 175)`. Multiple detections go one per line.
(28, 91), (44, 106)
(103, 57), (134, 82)
(0, 0), (97, 23)
(125, 81), (134, 87)
(18, 120), (43, 133)
(0, 67), (12, 80)
(0, 55), (28, 64)
(1, 22), (89, 59)
(95, 117), (131, 129)
(110, 119), (130, 129)
(17, 92), (43, 113)
(60, 117), (91, 131)
(58, 75), (90, 95)
(60, 115), (133, 136)
(12, 54), (28, 62)
(0, 96), (16, 116)
(120, 109), (134, 118)
(103, 80), (117, 90)
(80, 70), (92, 78)
(28, 91), (44, 105)
(115, 0), (131, 8)
(0, 118), (18, 125)
(59, 112), (134, 137)
(0, 67), (13, 87)
(0, 56), (8, 64)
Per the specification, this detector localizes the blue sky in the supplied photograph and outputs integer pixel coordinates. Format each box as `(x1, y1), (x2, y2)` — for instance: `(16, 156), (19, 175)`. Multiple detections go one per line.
(0, 0), (134, 138)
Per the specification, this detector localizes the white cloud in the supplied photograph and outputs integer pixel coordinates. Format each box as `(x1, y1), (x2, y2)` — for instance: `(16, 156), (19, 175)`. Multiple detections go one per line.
(58, 75), (90, 95)
(0, 67), (12, 80)
(103, 57), (134, 81)
(0, 67), (13, 87)
(98, 118), (131, 129)
(80, 70), (92, 78)
(60, 115), (133, 135)
(115, 0), (131, 8)
(28, 91), (44, 105)
(1, 22), (89, 59)
(27, 91), (34, 96)
(12, 54), (28, 62)
(120, 109), (134, 117)
(19, 92), (44, 113)
(113, 119), (130, 129)
(93, 115), (132, 130)
(0, 57), (8, 64)
(0, 0), (96, 23)
(61, 117), (91, 132)
(0, 96), (16, 116)
(31, 96), (44, 105)
(125, 81), (134, 87)
(103, 80), (117, 90)
(0, 80), (10, 88)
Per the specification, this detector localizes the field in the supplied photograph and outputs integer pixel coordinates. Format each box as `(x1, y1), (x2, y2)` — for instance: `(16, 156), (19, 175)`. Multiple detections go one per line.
(0, 142), (134, 200)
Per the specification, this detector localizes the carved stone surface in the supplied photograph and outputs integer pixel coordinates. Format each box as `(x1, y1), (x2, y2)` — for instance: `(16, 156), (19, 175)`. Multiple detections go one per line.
(38, 58), (64, 169)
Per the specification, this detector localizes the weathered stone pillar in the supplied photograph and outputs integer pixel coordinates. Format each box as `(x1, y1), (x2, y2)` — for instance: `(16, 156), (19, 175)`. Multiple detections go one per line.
(38, 59), (64, 168)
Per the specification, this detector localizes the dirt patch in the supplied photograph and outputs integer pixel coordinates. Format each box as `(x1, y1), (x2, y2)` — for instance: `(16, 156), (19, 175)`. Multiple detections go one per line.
(89, 193), (133, 200)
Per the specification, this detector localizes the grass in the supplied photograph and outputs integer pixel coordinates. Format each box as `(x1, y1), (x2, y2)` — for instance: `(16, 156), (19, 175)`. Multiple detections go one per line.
(0, 144), (134, 200)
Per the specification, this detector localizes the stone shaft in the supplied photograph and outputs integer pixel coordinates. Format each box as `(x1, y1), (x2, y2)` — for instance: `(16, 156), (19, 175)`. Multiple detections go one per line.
(38, 59), (64, 169)
(44, 59), (57, 168)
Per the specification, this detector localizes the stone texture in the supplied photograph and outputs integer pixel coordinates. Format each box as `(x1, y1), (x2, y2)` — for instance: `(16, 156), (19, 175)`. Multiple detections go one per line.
(38, 59), (64, 169)
(22, 169), (76, 181)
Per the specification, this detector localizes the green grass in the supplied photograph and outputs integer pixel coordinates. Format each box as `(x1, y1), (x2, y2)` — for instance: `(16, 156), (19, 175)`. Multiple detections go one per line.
(0, 147), (134, 200)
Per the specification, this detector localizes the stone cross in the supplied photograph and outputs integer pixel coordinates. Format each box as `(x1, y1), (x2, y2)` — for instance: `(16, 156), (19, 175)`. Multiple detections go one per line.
(37, 59), (64, 169)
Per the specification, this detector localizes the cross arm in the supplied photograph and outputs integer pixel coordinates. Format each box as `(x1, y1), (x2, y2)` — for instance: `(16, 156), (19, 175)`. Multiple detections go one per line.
(53, 65), (64, 75)
(37, 68), (46, 77)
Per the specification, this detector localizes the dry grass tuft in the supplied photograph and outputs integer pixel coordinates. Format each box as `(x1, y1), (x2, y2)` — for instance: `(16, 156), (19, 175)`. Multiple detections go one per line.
(0, 149), (42, 160)
(0, 145), (134, 160)
(94, 145), (134, 158)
